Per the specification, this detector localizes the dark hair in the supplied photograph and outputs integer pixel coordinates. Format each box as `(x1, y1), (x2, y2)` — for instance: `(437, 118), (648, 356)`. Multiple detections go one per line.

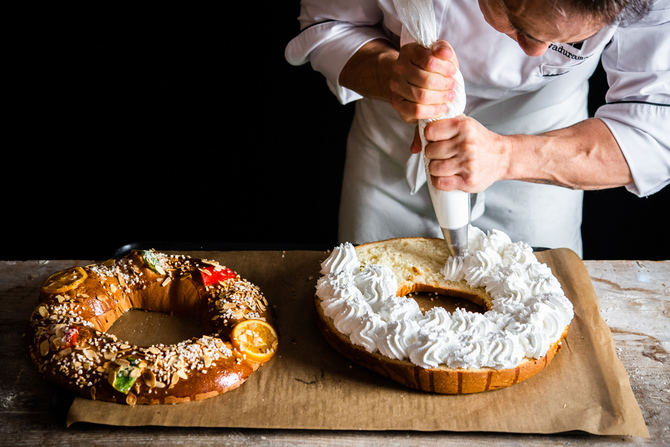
(564, 0), (652, 23)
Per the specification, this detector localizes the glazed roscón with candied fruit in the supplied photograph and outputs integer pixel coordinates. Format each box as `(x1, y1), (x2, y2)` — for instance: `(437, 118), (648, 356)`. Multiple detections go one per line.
(28, 249), (278, 405)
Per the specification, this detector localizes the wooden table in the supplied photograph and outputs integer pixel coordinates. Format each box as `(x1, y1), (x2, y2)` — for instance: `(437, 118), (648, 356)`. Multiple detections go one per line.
(1, 258), (668, 446)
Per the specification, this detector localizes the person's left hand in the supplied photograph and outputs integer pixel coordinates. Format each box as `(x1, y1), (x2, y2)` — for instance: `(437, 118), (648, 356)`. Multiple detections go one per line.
(411, 115), (511, 192)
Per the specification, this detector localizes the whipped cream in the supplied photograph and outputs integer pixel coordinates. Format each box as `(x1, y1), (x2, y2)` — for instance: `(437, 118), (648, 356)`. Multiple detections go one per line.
(315, 227), (574, 370)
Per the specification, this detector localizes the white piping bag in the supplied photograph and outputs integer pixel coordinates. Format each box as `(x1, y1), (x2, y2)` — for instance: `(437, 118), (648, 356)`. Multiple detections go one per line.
(395, 0), (470, 256)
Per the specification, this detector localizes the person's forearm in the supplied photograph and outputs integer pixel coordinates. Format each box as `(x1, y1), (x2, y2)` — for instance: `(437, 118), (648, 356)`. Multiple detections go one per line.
(503, 118), (633, 190)
(339, 39), (398, 102)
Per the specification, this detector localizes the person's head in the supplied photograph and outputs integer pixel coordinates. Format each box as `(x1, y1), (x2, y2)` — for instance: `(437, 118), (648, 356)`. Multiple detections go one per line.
(478, 0), (650, 56)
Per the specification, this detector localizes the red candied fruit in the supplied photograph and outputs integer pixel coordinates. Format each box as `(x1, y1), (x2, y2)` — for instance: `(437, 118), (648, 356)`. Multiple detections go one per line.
(201, 265), (237, 287)
(61, 326), (79, 348)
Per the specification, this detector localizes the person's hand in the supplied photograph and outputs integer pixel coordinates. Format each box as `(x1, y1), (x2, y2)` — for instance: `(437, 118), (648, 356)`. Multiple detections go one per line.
(411, 115), (512, 192)
(389, 40), (459, 123)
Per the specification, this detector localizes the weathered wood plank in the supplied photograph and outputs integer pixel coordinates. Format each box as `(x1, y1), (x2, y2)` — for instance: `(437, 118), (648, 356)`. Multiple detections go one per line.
(584, 261), (670, 443)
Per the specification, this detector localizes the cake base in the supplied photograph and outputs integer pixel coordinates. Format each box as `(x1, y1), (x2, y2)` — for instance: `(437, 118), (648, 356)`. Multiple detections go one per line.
(315, 295), (565, 394)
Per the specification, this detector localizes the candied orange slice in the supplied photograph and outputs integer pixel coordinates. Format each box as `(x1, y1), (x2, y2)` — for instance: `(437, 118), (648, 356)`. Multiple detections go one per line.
(41, 266), (88, 294)
(231, 319), (278, 363)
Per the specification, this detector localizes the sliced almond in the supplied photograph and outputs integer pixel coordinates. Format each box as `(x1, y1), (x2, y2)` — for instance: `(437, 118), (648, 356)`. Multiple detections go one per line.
(126, 392), (137, 406)
(38, 306), (49, 318)
(169, 372), (180, 388)
(115, 358), (130, 367)
(143, 370), (157, 388)
(39, 340), (50, 356)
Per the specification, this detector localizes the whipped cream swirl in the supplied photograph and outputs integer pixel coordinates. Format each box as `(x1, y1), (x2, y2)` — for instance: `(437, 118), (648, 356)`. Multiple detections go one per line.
(315, 227), (574, 370)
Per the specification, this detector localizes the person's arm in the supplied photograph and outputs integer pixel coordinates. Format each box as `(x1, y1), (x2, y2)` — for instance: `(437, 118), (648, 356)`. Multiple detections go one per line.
(416, 116), (631, 192)
(284, 1), (392, 105)
(338, 38), (651, 194)
(338, 39), (396, 102)
(505, 119), (633, 190)
(339, 38), (459, 122)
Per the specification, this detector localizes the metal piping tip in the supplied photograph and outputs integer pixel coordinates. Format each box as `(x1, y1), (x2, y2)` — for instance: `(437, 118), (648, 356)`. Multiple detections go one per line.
(441, 225), (468, 257)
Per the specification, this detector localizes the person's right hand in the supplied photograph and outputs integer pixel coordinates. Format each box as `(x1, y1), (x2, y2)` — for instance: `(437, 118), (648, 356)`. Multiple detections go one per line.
(389, 40), (459, 123)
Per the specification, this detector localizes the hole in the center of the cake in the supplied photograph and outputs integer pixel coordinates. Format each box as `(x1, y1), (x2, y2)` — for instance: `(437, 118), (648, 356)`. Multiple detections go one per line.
(407, 291), (487, 314)
(107, 309), (203, 346)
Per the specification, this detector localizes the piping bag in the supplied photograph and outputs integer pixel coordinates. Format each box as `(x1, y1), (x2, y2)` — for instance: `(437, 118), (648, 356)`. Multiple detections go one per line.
(395, 0), (470, 257)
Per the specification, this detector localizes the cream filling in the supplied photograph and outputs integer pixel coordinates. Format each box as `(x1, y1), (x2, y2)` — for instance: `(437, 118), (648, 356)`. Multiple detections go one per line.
(315, 226), (574, 370)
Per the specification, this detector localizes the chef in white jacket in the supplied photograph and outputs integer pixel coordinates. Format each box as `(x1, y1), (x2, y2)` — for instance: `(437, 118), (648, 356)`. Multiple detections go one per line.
(285, 0), (670, 256)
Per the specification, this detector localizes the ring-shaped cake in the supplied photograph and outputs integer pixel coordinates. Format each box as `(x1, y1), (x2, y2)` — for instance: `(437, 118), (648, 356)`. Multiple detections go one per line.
(315, 227), (573, 394)
(28, 250), (277, 405)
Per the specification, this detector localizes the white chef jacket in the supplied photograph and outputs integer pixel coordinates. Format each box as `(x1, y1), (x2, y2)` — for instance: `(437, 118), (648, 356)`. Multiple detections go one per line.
(285, 0), (670, 255)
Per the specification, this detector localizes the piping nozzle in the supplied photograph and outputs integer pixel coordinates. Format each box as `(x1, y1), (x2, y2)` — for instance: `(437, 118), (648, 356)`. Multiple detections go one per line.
(441, 225), (468, 257)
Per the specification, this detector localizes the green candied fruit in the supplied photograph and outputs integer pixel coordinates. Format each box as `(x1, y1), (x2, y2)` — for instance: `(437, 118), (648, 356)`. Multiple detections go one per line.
(112, 365), (138, 394)
(141, 249), (165, 274)
(113, 371), (137, 394)
(126, 356), (140, 366)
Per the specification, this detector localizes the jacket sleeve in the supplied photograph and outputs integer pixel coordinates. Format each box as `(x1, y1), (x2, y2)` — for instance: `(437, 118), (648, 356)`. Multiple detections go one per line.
(284, 0), (391, 104)
(595, 0), (670, 196)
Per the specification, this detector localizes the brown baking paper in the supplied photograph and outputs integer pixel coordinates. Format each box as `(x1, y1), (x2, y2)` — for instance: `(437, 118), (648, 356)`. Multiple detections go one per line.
(66, 248), (648, 436)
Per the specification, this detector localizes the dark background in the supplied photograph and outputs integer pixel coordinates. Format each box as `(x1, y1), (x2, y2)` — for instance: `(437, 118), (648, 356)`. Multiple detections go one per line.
(4, 4), (668, 261)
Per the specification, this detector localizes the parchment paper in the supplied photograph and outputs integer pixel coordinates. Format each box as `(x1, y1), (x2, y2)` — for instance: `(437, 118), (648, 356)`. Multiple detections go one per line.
(66, 248), (649, 436)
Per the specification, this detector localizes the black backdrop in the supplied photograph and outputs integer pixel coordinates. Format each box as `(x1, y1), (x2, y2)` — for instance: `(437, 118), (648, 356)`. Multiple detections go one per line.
(4, 4), (668, 260)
